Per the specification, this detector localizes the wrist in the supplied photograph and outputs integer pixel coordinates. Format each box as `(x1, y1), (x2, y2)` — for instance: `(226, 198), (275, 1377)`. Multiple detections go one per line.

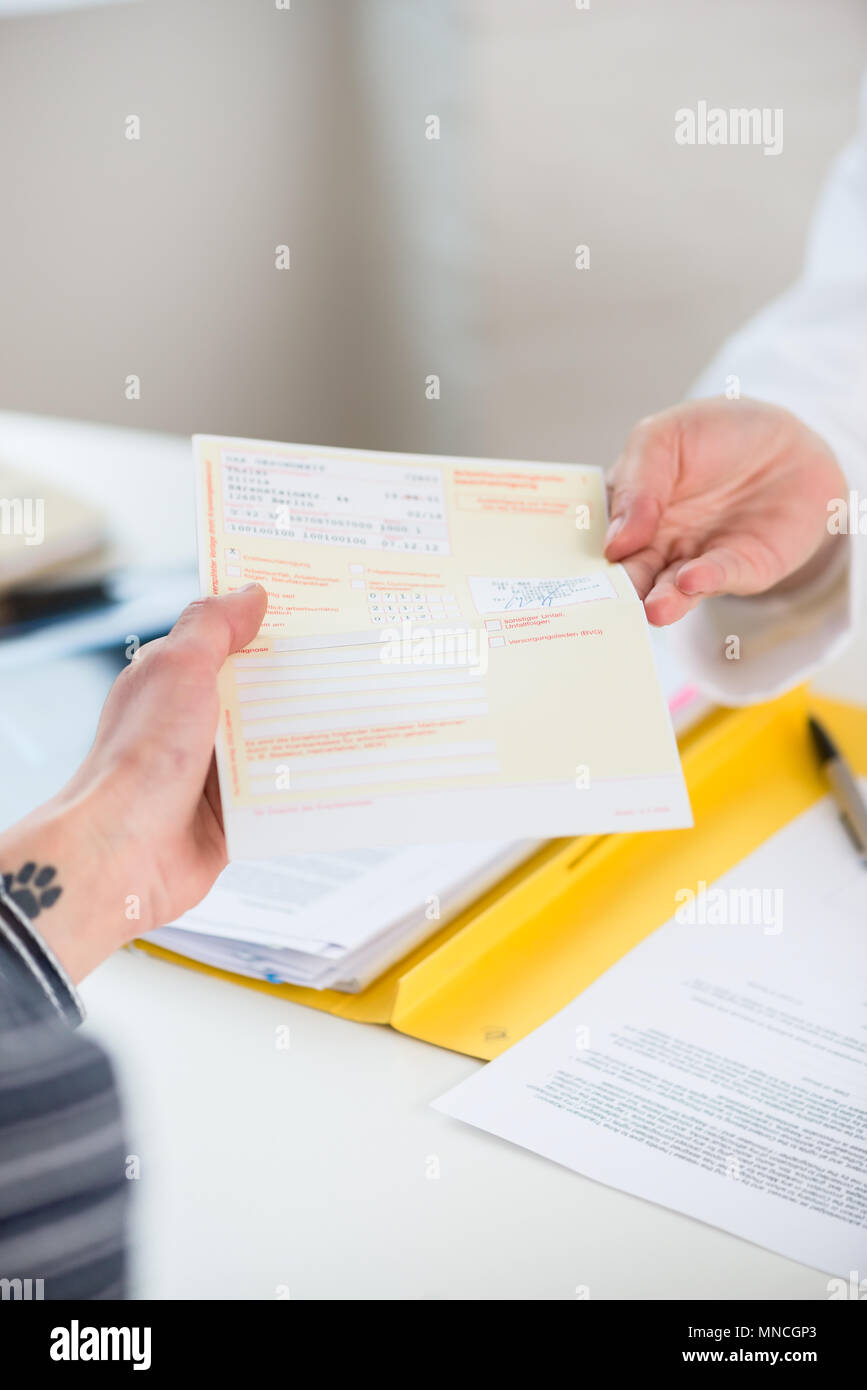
(767, 530), (847, 598)
(0, 784), (147, 983)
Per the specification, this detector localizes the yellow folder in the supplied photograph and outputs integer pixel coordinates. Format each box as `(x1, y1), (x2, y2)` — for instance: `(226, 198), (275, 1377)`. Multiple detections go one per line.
(135, 687), (867, 1059)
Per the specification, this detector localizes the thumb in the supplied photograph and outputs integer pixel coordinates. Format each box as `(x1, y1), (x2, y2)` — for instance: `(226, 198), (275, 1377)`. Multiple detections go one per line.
(165, 584), (269, 671)
(604, 410), (681, 561)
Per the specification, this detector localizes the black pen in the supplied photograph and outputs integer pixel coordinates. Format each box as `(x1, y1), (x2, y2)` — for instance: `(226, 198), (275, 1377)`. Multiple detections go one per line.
(808, 715), (867, 862)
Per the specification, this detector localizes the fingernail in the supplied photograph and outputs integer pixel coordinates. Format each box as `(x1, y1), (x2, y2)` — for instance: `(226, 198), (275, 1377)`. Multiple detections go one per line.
(675, 567), (705, 595)
(604, 515), (625, 548)
(239, 582), (264, 593)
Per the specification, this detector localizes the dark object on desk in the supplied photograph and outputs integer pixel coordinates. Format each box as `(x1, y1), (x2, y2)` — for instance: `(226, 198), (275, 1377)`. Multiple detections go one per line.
(808, 715), (867, 861)
(0, 567), (198, 673)
(0, 577), (113, 634)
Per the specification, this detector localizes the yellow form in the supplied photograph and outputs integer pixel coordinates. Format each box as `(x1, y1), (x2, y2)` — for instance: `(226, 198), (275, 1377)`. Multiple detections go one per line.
(194, 435), (691, 857)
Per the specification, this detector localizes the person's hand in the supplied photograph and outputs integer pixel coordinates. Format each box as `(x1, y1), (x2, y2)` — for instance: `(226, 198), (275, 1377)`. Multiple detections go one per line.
(604, 397), (847, 626)
(0, 584), (268, 981)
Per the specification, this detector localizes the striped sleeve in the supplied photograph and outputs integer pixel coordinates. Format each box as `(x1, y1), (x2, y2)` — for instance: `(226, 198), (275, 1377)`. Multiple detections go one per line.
(0, 893), (128, 1300)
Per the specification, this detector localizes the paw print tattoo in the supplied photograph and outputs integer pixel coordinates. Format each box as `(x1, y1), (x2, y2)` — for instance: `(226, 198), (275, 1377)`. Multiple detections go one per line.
(2, 863), (63, 919)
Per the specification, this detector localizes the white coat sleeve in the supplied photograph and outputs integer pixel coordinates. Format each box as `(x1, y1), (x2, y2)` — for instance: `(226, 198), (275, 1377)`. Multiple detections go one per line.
(667, 78), (867, 706)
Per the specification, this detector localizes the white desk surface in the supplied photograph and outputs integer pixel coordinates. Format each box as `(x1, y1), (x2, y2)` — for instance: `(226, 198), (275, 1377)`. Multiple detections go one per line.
(2, 412), (864, 1300)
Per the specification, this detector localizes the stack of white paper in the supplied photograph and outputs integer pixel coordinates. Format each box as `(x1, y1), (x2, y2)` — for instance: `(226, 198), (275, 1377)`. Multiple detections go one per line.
(146, 839), (537, 992)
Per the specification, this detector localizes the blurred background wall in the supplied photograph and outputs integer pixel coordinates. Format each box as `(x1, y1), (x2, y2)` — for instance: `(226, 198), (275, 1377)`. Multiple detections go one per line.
(1, 0), (865, 468)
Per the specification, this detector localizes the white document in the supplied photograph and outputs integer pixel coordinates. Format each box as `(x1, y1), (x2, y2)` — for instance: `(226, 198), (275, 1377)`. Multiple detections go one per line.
(147, 838), (537, 992)
(193, 436), (691, 857)
(434, 793), (867, 1275)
